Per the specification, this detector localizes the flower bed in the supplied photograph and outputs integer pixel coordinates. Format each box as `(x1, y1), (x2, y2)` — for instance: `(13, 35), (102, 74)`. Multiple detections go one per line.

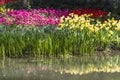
(0, 8), (110, 26)
(0, 8), (120, 57)
(0, 8), (69, 26)
(69, 8), (109, 18)
(0, 0), (16, 5)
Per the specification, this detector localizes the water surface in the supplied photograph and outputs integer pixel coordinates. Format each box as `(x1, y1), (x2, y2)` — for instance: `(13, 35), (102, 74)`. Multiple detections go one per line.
(0, 55), (120, 80)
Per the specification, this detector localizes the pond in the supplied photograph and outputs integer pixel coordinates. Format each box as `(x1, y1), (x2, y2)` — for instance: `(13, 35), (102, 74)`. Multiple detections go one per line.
(0, 55), (120, 80)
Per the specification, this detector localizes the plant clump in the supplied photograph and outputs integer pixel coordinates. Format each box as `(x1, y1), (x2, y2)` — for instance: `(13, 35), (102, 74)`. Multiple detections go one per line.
(0, 8), (120, 58)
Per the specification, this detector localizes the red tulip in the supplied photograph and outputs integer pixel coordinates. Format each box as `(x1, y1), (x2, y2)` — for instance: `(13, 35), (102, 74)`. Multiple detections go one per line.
(0, 0), (16, 5)
(69, 8), (109, 21)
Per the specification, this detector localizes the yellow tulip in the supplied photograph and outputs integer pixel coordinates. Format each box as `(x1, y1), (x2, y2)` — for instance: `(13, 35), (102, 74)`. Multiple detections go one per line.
(94, 27), (99, 32)
(0, 7), (5, 12)
(108, 30), (113, 36)
(115, 27), (120, 31)
(105, 27), (110, 30)
(112, 20), (118, 26)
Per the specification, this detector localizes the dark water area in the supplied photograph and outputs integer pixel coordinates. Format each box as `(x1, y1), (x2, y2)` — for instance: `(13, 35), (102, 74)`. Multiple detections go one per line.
(0, 56), (120, 80)
(0, 71), (120, 80)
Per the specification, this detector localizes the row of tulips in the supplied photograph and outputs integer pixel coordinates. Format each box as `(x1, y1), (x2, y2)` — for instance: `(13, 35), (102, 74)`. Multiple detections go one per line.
(69, 8), (109, 18)
(0, 8), (69, 26)
(0, 0), (16, 5)
(0, 8), (111, 27)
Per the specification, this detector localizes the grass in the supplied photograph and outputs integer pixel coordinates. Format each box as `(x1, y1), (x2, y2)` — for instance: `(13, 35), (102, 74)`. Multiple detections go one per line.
(0, 23), (119, 58)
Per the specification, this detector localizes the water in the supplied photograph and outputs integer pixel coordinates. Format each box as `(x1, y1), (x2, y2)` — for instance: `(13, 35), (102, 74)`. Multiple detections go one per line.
(0, 55), (120, 80)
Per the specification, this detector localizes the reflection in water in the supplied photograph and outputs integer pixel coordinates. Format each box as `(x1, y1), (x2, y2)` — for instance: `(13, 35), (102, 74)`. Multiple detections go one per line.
(0, 55), (120, 80)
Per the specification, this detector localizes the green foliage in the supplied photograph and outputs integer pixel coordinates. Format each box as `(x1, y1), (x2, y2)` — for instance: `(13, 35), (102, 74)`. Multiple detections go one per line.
(0, 23), (120, 58)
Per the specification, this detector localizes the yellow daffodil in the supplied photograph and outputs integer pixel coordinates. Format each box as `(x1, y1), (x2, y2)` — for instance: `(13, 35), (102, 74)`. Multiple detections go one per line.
(58, 13), (120, 35)
(108, 30), (113, 35)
